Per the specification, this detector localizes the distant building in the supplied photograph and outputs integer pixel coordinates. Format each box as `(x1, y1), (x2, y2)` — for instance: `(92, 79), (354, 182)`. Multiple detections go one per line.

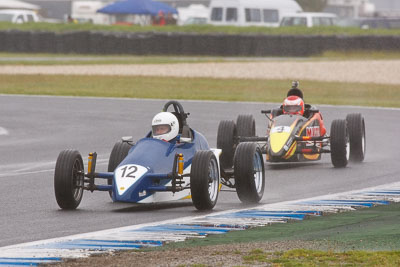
(23, 0), (72, 19)
(325, 0), (375, 18)
(159, 0), (209, 8)
(369, 0), (400, 17)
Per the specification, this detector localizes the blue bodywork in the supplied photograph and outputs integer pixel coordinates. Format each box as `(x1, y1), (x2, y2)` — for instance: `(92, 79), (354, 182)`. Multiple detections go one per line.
(108, 130), (210, 203)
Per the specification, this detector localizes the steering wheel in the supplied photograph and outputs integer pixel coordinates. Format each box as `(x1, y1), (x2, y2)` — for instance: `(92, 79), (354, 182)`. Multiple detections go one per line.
(162, 101), (189, 126)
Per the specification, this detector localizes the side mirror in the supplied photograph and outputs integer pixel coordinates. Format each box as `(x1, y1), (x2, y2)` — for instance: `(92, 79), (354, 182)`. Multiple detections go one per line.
(180, 137), (192, 143)
(121, 136), (133, 142)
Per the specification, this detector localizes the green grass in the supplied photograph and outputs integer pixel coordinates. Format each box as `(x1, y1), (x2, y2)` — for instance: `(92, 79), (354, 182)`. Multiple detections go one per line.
(158, 203), (400, 251)
(56, 203), (400, 266)
(1, 22), (400, 36)
(136, 203), (400, 265)
(242, 249), (400, 266)
(0, 75), (399, 108)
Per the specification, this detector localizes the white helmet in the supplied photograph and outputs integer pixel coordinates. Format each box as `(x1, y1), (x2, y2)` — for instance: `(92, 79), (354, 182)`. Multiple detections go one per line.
(151, 112), (179, 142)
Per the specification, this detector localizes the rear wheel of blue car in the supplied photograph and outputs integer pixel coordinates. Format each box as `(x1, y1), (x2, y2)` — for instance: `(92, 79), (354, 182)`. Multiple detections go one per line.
(236, 114), (256, 138)
(234, 142), (265, 203)
(217, 120), (237, 171)
(107, 140), (132, 198)
(346, 113), (366, 162)
(330, 119), (350, 168)
(54, 150), (84, 210)
(190, 151), (220, 210)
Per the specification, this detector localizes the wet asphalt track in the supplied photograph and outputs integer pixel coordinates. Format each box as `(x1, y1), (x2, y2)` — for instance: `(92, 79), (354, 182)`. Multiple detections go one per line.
(0, 95), (399, 247)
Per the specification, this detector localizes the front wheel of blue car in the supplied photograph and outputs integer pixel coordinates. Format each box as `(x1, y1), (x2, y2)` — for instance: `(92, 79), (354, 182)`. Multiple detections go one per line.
(234, 142), (265, 203)
(54, 150), (84, 210)
(190, 151), (220, 211)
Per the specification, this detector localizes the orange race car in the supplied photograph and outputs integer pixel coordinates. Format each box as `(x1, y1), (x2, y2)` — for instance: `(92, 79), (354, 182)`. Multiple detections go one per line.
(217, 81), (366, 184)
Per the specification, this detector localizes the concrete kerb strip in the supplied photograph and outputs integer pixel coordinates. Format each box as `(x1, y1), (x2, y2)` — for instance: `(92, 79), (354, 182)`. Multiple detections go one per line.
(1, 181), (400, 266)
(0, 61), (400, 85)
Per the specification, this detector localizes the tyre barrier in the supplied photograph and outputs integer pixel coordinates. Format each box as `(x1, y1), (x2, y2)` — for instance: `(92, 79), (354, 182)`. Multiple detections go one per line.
(0, 30), (399, 56)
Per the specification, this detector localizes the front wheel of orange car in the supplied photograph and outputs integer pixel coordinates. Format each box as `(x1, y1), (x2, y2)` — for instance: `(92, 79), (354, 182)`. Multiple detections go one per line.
(234, 142), (265, 203)
(330, 119), (349, 168)
(346, 113), (366, 163)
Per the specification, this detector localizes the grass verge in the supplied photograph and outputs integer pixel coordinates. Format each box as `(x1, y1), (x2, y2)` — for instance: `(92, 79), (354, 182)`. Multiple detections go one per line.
(242, 249), (400, 266)
(160, 202), (400, 251)
(2, 22), (400, 36)
(54, 203), (400, 266)
(0, 75), (399, 108)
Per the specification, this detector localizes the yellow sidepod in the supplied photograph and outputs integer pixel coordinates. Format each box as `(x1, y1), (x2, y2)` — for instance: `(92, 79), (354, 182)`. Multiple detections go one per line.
(270, 119), (298, 155)
(270, 131), (291, 153)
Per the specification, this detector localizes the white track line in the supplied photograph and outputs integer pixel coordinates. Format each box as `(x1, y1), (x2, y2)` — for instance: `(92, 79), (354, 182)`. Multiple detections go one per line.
(0, 127), (9, 135)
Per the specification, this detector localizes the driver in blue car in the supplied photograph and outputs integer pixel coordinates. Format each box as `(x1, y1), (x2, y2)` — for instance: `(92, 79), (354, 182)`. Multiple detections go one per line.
(151, 112), (179, 142)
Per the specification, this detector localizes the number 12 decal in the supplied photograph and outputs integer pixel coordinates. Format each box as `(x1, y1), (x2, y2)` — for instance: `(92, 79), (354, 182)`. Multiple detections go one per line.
(120, 165), (138, 178)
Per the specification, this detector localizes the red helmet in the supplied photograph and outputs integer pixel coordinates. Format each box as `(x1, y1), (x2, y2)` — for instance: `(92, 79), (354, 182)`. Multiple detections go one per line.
(283, 96), (304, 115)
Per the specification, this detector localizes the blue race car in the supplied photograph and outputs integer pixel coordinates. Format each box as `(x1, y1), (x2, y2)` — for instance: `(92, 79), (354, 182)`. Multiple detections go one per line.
(54, 101), (265, 211)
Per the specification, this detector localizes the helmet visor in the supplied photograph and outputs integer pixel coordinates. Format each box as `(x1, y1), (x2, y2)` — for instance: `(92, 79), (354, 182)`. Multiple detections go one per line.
(284, 105), (302, 114)
(152, 124), (171, 136)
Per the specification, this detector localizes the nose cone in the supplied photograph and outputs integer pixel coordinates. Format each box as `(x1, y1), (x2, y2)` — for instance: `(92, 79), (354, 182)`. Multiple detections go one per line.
(114, 164), (148, 196)
(270, 132), (291, 154)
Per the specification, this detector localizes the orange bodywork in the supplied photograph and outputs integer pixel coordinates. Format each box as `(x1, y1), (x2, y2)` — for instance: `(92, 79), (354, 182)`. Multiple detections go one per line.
(299, 112), (326, 160)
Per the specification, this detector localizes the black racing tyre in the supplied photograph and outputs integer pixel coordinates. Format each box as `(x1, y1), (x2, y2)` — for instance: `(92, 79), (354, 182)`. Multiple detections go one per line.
(54, 150), (84, 210)
(190, 150), (220, 211)
(217, 120), (237, 170)
(330, 119), (349, 168)
(346, 113), (366, 162)
(107, 140), (132, 197)
(234, 142), (265, 203)
(236, 114), (256, 138)
(108, 140), (132, 172)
